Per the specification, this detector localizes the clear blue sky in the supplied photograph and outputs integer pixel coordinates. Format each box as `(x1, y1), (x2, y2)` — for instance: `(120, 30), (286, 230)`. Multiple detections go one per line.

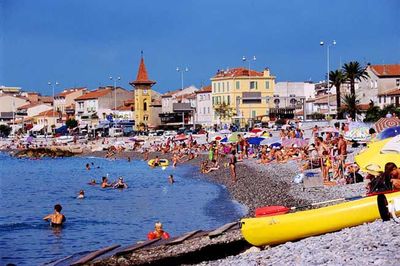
(1, 0), (399, 95)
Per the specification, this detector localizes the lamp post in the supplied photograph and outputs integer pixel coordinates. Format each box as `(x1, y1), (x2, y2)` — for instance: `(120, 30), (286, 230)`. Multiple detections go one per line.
(319, 40), (336, 117)
(109, 76), (121, 122)
(176, 67), (189, 91)
(48, 81), (59, 128)
(242, 56), (256, 125)
(176, 67), (189, 126)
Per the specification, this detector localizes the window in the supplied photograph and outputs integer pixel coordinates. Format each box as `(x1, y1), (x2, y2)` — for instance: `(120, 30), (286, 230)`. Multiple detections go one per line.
(143, 101), (147, 111)
(379, 96), (381, 104)
(265, 81), (270, 89)
(236, 81), (240, 89)
(250, 81), (257, 89)
(218, 96), (221, 104)
(207, 107), (210, 114)
(252, 110), (256, 118)
(218, 83), (220, 93)
(212, 97), (215, 105)
(213, 83), (216, 92)
(396, 79), (400, 87)
(203, 107), (206, 114)
(227, 95), (230, 105)
(227, 82), (230, 92)
(222, 82), (225, 92)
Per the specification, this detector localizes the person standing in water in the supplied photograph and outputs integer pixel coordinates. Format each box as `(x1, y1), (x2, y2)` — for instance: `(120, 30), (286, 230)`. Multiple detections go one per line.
(43, 204), (66, 227)
(77, 190), (85, 199)
(168, 175), (175, 184)
(86, 163), (91, 170)
(147, 222), (170, 240)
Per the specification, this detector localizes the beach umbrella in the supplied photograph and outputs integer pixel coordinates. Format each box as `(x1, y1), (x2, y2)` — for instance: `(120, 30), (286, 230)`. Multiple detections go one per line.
(219, 129), (231, 134)
(251, 128), (263, 133)
(376, 126), (400, 141)
(220, 137), (228, 143)
(344, 123), (371, 142)
(214, 136), (222, 141)
(270, 142), (282, 149)
(228, 132), (240, 142)
(375, 117), (400, 133)
(174, 134), (187, 141)
(355, 137), (400, 174)
(260, 137), (281, 146)
(282, 138), (309, 148)
(322, 127), (339, 133)
(247, 137), (265, 145)
(26, 136), (33, 143)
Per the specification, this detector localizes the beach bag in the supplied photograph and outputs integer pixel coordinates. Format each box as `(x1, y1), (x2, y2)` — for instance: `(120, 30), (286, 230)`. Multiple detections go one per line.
(293, 173), (304, 184)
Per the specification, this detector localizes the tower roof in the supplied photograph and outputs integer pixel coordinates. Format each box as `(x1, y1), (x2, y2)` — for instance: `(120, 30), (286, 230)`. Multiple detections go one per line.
(131, 55), (156, 86)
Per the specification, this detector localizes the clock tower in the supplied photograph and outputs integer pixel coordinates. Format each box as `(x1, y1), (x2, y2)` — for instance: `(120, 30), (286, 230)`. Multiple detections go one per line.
(130, 53), (156, 130)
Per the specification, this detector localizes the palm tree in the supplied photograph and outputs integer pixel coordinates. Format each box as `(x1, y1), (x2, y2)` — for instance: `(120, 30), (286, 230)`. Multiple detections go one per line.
(329, 69), (346, 118)
(342, 61), (369, 96)
(214, 102), (235, 121)
(341, 94), (360, 119)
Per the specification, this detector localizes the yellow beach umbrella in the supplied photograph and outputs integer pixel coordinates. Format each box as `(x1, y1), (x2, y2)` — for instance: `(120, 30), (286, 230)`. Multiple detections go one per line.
(355, 137), (400, 174)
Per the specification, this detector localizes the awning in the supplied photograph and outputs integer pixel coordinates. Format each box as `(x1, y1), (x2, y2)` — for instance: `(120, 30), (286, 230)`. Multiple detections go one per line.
(31, 124), (45, 131)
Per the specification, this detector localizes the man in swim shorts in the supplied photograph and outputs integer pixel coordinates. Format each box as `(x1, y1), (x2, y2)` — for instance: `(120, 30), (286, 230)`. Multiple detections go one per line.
(43, 204), (66, 227)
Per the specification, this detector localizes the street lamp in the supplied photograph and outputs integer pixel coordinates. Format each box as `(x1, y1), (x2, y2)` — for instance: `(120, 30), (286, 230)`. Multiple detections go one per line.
(109, 76), (121, 120)
(48, 81), (59, 125)
(320, 40), (336, 117)
(242, 56), (256, 123)
(176, 67), (189, 90)
(176, 67), (189, 127)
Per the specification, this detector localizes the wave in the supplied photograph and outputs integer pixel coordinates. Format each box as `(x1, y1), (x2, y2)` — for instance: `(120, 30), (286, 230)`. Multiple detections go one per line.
(0, 222), (48, 231)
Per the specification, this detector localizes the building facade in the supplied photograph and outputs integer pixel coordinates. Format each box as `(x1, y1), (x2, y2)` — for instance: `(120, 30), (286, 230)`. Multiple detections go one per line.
(210, 67), (275, 126)
(54, 87), (87, 115)
(195, 85), (213, 127)
(358, 64), (400, 104)
(74, 87), (132, 126)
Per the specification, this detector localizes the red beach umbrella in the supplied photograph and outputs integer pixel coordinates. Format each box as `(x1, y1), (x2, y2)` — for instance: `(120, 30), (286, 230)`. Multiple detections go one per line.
(375, 117), (400, 133)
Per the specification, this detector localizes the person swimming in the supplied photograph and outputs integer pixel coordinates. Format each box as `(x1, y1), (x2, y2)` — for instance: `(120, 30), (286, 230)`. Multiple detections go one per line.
(43, 204), (66, 227)
(168, 175), (175, 184)
(147, 222), (170, 240)
(86, 163), (91, 170)
(88, 179), (97, 185)
(113, 177), (128, 189)
(152, 156), (160, 167)
(77, 190), (85, 199)
(101, 176), (112, 188)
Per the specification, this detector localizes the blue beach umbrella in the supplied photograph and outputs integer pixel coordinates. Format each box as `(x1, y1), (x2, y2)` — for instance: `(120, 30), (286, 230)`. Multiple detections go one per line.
(270, 142), (282, 149)
(376, 126), (400, 141)
(247, 137), (265, 145)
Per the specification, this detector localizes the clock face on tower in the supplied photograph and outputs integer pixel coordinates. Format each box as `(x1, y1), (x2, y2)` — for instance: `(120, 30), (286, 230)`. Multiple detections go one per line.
(143, 89), (148, 95)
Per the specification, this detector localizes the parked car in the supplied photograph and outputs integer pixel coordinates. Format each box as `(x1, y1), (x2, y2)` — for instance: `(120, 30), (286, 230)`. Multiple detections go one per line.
(163, 130), (177, 137)
(109, 127), (123, 137)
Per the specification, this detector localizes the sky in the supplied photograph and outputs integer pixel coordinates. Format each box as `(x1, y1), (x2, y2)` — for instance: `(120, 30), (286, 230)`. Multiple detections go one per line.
(1, 0), (399, 95)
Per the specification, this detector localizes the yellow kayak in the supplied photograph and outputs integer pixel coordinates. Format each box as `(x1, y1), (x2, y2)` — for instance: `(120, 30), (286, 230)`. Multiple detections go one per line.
(241, 192), (400, 246)
(147, 159), (169, 167)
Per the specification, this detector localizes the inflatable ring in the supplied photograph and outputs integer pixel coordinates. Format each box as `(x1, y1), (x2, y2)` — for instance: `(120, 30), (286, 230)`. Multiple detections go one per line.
(148, 159), (169, 167)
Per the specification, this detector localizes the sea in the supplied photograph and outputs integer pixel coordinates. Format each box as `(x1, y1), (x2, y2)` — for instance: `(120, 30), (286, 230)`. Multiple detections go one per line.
(0, 152), (246, 265)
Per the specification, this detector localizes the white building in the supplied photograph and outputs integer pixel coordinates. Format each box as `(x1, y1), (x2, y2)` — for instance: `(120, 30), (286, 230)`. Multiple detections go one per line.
(17, 102), (52, 118)
(357, 64), (400, 105)
(195, 85), (213, 127)
(74, 87), (132, 125)
(161, 86), (198, 113)
(274, 81), (315, 100)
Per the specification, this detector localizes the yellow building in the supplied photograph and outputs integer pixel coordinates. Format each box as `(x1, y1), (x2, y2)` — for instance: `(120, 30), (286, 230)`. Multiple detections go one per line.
(130, 55), (156, 130)
(210, 67), (275, 126)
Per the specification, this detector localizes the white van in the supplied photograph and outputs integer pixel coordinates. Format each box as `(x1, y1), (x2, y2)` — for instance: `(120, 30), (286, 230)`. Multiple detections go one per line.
(109, 128), (123, 137)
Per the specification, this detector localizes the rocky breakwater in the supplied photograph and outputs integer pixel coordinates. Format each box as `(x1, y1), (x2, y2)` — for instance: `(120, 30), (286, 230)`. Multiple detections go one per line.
(13, 147), (76, 158)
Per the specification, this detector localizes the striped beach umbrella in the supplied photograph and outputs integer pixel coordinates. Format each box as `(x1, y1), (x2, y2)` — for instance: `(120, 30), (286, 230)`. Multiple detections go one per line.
(375, 117), (400, 133)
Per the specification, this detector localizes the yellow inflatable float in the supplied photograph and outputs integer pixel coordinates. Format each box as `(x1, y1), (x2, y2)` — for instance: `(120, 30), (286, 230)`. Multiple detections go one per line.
(147, 159), (169, 167)
(241, 191), (400, 246)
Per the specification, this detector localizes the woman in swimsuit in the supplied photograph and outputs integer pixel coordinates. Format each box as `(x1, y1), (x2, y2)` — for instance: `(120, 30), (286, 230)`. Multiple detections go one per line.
(229, 150), (237, 182)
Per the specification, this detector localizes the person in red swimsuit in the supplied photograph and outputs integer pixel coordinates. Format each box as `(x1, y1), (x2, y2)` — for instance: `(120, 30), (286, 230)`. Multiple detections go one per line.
(147, 222), (170, 240)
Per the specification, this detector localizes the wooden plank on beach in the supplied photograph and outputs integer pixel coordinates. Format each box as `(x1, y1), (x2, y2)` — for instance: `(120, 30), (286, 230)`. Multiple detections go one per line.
(44, 255), (73, 266)
(208, 222), (238, 238)
(166, 230), (202, 245)
(115, 238), (161, 256)
(70, 244), (120, 266)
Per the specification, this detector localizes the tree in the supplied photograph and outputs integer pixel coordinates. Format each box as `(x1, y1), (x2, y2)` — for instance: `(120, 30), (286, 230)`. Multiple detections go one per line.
(342, 61), (369, 96)
(329, 69), (346, 118)
(0, 124), (12, 137)
(364, 105), (382, 122)
(341, 94), (360, 119)
(65, 118), (78, 129)
(214, 103), (235, 121)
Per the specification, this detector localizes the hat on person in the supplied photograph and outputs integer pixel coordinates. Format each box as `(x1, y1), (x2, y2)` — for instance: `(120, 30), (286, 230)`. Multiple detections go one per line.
(365, 164), (382, 176)
(308, 146), (316, 151)
(293, 144), (298, 148)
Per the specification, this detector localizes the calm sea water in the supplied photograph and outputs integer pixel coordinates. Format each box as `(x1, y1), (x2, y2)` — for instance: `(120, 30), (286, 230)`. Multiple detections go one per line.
(0, 153), (246, 265)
